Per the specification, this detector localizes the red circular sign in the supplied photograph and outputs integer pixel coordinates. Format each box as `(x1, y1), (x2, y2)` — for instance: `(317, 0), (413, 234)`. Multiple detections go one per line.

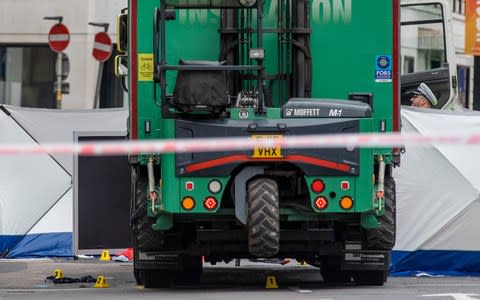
(92, 32), (112, 62)
(48, 23), (70, 53)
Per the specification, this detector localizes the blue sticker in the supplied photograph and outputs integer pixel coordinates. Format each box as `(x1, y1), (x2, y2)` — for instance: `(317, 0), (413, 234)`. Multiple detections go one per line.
(375, 55), (392, 82)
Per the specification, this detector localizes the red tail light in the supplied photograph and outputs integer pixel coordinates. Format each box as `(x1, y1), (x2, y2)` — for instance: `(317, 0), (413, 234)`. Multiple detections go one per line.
(314, 196), (328, 210)
(204, 196), (218, 211)
(311, 179), (325, 194)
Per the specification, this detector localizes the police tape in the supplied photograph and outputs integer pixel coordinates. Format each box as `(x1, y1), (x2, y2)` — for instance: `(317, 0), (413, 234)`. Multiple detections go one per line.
(1, 132), (479, 156)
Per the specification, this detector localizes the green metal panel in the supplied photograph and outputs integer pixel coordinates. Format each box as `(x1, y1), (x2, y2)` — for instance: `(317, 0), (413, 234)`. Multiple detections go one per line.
(160, 119), (180, 212)
(135, 0), (161, 141)
(134, 2), (223, 141)
(178, 177), (229, 213)
(165, 9), (222, 94)
(131, 0), (396, 221)
(310, 0), (394, 129)
(133, 0), (395, 127)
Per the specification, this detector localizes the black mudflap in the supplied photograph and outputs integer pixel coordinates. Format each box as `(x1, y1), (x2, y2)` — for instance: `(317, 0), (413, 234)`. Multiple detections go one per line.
(321, 250), (390, 286)
(136, 251), (182, 270)
(135, 251), (203, 288)
(341, 250), (390, 271)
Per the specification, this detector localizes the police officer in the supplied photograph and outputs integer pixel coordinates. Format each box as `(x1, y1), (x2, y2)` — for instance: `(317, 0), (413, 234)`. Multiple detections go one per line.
(410, 83), (438, 108)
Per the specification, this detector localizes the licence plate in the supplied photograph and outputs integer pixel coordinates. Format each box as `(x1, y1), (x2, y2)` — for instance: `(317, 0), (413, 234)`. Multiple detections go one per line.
(251, 135), (283, 158)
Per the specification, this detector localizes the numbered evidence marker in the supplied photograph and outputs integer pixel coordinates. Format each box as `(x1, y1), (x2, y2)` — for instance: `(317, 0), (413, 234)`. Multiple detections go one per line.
(53, 269), (64, 279)
(94, 275), (110, 288)
(266, 275), (279, 289)
(100, 250), (111, 261)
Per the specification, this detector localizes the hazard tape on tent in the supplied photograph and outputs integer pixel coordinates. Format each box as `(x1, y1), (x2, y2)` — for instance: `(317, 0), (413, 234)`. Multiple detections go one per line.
(0, 132), (480, 156)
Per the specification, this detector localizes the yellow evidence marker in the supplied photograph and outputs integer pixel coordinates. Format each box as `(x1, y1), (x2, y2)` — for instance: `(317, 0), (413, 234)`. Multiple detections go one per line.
(94, 275), (110, 288)
(100, 250), (111, 261)
(266, 276), (279, 289)
(53, 269), (64, 279)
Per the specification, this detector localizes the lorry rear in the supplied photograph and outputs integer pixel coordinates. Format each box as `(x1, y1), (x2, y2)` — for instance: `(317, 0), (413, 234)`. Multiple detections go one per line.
(119, 0), (400, 287)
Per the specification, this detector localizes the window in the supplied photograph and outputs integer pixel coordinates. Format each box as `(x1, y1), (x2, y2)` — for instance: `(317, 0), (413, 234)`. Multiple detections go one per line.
(99, 44), (126, 108)
(457, 65), (470, 108)
(401, 4), (446, 74)
(400, 3), (452, 109)
(0, 45), (56, 108)
(452, 0), (465, 15)
(403, 56), (415, 74)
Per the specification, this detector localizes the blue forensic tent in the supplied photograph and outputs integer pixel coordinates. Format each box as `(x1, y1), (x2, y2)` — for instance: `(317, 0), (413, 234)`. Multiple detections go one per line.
(0, 105), (127, 257)
(391, 107), (480, 276)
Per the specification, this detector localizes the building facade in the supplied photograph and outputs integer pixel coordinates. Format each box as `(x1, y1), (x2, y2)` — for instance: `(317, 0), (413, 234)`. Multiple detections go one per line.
(0, 0), (126, 109)
(450, 0), (474, 108)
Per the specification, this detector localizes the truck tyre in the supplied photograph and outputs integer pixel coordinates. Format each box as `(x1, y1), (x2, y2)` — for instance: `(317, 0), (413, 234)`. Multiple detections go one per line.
(131, 166), (163, 251)
(131, 166), (170, 287)
(366, 176), (396, 250)
(142, 256), (202, 288)
(247, 178), (280, 257)
(176, 255), (203, 284)
(320, 256), (351, 284)
(143, 270), (173, 288)
(133, 268), (143, 285)
(133, 244), (143, 285)
(350, 176), (394, 286)
(351, 270), (386, 286)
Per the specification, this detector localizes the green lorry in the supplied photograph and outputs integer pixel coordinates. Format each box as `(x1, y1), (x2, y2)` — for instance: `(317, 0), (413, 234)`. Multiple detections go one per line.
(116, 0), (401, 287)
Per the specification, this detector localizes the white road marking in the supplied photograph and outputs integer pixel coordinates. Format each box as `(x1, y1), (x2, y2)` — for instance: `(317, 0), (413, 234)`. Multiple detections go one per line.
(4, 288), (92, 293)
(288, 286), (313, 293)
(409, 284), (480, 287)
(422, 293), (480, 300)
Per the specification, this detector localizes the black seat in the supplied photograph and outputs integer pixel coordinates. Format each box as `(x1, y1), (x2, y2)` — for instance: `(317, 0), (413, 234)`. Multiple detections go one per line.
(173, 60), (229, 113)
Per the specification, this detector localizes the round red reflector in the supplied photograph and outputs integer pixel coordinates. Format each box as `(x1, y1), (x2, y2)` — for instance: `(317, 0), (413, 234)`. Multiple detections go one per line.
(311, 179), (325, 193)
(314, 196), (328, 210)
(204, 196), (218, 211)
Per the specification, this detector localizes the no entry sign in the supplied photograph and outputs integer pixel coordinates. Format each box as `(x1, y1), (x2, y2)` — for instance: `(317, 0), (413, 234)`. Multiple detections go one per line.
(48, 23), (70, 53)
(92, 32), (112, 62)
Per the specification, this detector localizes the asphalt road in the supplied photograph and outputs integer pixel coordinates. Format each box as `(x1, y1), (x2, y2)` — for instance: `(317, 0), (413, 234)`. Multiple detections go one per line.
(1, 259), (480, 300)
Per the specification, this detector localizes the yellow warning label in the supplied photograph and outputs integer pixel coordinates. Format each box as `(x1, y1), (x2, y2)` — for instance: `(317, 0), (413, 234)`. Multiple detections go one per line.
(138, 53), (154, 81)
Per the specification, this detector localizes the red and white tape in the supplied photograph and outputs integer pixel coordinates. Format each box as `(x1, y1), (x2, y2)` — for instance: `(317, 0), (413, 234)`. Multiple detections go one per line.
(0, 132), (479, 156)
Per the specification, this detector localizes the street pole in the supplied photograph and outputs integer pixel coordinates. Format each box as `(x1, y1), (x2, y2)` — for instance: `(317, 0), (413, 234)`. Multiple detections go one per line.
(93, 62), (103, 109)
(56, 52), (63, 109)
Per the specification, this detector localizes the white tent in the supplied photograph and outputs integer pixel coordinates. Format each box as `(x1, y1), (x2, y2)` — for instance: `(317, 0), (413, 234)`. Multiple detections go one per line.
(392, 107), (480, 276)
(0, 105), (127, 257)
